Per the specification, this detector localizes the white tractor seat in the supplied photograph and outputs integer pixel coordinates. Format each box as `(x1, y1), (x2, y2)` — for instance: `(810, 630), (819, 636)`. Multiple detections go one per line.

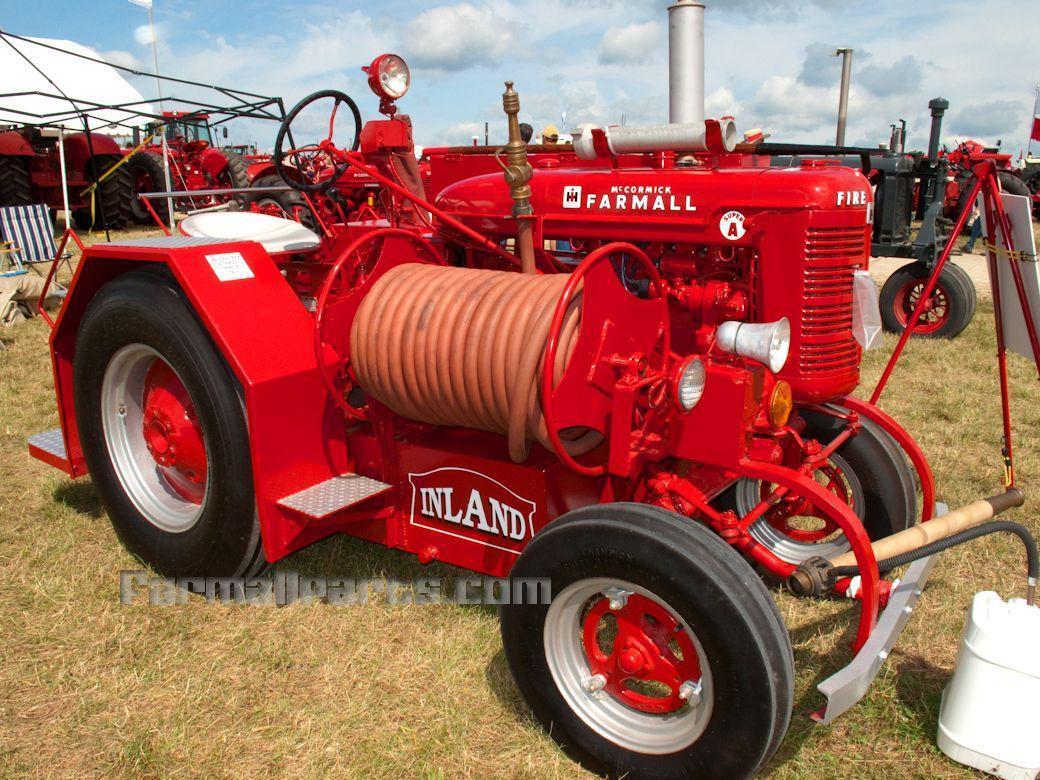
(178, 212), (320, 254)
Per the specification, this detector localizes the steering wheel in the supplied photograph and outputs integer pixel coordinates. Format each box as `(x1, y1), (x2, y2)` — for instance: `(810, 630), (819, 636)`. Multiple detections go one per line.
(274, 89), (362, 193)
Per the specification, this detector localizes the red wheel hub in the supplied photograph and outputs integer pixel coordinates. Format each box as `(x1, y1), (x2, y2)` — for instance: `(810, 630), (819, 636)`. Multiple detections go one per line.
(141, 359), (207, 504)
(761, 462), (852, 543)
(894, 277), (950, 334)
(581, 593), (702, 714)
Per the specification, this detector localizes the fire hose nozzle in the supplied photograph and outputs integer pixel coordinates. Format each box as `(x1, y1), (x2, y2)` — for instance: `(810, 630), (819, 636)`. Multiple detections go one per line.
(501, 81), (536, 273)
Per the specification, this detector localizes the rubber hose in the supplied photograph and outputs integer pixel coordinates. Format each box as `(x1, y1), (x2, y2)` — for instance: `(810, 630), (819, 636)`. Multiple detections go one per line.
(833, 520), (1039, 583)
(350, 263), (601, 463)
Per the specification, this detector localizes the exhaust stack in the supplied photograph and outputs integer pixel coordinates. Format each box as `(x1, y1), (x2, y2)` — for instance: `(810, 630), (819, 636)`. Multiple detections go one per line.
(669, 0), (705, 126)
(573, 1), (737, 160)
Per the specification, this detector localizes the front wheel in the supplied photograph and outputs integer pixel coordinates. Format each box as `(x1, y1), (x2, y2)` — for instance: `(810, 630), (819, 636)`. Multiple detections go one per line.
(501, 504), (793, 779)
(879, 260), (976, 338)
(73, 270), (265, 577)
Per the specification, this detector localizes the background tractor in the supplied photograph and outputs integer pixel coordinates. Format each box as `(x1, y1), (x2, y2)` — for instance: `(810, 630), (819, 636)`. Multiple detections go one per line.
(124, 111), (250, 223)
(0, 125), (130, 228)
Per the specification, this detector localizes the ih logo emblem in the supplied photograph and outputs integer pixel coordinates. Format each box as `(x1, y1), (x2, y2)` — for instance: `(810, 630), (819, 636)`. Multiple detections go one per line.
(562, 185), (582, 209)
(408, 467), (537, 554)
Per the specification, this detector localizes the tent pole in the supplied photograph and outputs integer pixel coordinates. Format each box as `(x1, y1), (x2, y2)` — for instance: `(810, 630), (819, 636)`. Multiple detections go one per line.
(57, 125), (71, 231)
(161, 133), (174, 230)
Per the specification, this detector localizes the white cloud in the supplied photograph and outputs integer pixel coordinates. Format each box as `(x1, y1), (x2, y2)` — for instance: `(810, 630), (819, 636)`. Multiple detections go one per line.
(597, 21), (661, 65)
(948, 100), (1026, 138)
(402, 3), (513, 71)
(99, 49), (141, 71)
(706, 87), (742, 119)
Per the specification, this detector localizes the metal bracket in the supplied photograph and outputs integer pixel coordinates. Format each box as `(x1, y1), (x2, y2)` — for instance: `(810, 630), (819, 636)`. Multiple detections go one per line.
(812, 553), (938, 724)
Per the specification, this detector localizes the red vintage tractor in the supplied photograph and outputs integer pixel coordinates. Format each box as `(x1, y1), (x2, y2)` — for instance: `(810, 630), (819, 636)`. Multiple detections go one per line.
(124, 112), (250, 223)
(0, 125), (131, 228)
(942, 138), (1030, 223)
(25, 7), (1040, 777)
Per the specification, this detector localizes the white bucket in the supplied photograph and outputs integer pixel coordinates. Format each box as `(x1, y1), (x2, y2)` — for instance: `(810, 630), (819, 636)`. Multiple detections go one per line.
(938, 591), (1040, 779)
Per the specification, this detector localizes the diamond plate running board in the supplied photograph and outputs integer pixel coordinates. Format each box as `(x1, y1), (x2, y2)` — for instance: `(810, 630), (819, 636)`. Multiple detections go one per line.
(277, 474), (392, 520)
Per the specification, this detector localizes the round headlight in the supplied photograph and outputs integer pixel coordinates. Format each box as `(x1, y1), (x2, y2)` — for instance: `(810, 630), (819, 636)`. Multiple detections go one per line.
(368, 54), (410, 100)
(674, 357), (707, 411)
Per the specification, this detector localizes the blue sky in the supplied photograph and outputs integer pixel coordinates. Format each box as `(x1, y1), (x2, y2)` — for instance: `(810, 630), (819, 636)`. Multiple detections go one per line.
(2, 0), (1037, 155)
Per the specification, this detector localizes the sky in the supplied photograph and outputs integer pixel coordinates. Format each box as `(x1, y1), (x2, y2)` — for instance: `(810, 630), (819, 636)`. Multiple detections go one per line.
(1, 0), (1038, 155)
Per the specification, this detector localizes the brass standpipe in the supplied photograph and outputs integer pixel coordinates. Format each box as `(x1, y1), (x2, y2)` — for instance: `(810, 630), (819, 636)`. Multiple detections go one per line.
(501, 81), (536, 274)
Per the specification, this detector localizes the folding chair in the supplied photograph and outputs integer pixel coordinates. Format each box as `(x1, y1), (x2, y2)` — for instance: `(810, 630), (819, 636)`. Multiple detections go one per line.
(0, 205), (72, 282)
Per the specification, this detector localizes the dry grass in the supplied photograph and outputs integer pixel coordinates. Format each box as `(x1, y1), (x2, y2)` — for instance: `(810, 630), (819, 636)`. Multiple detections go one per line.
(2, 233), (1040, 779)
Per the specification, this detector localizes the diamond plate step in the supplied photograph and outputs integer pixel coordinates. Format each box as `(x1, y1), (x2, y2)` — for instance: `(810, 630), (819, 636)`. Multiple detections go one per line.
(277, 474), (392, 520)
(28, 428), (72, 473)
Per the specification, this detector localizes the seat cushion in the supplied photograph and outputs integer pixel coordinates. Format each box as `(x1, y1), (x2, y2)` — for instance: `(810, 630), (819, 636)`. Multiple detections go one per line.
(178, 212), (320, 254)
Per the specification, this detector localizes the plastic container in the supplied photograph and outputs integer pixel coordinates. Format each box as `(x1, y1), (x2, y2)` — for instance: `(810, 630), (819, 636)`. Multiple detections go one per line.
(938, 591), (1040, 779)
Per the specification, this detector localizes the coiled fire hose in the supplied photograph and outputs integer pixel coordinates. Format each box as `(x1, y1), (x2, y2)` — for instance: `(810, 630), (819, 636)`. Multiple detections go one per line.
(349, 263), (602, 463)
(790, 488), (1038, 605)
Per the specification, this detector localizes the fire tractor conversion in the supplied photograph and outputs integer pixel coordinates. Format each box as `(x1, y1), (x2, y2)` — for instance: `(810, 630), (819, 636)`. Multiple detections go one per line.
(26, 2), (1040, 778)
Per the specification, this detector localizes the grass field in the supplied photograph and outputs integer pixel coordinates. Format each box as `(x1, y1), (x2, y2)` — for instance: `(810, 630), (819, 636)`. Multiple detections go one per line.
(2, 233), (1040, 778)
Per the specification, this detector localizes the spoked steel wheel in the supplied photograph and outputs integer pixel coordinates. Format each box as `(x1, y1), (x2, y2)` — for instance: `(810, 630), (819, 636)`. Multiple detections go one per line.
(734, 451), (865, 565)
(101, 344), (208, 533)
(879, 261), (975, 339)
(892, 276), (951, 334)
(544, 578), (714, 755)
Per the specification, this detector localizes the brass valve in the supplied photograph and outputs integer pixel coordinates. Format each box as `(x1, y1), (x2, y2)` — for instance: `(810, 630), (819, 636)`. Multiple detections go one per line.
(501, 81), (533, 217)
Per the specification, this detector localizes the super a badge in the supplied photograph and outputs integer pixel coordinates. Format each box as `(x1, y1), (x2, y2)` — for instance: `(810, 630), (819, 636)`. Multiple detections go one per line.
(719, 210), (746, 241)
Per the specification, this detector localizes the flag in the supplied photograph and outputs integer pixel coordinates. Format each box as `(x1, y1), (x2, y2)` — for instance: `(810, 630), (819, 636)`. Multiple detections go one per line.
(1032, 85), (1040, 143)
(129, 0), (153, 8)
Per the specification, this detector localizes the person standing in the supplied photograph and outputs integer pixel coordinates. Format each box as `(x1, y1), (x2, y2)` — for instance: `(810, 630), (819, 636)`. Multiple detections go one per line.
(965, 203), (983, 253)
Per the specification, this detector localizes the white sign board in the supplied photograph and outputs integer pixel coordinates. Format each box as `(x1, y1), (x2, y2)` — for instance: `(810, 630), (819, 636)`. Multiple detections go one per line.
(978, 192), (1040, 362)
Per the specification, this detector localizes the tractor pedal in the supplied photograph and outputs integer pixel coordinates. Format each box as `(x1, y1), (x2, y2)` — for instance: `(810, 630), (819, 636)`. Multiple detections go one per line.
(277, 474), (391, 520)
(28, 428), (72, 473)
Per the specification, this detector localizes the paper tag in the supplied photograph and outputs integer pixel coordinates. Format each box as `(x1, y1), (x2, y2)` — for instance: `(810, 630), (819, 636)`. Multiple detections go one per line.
(205, 252), (254, 282)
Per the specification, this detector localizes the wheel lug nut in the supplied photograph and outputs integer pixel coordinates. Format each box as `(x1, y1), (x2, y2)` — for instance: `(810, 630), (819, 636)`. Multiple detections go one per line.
(582, 674), (607, 694)
(678, 680), (702, 705)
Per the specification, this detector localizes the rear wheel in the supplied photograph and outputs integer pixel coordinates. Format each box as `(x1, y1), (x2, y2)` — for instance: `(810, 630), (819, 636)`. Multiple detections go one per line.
(216, 151), (250, 208)
(74, 270), (265, 577)
(125, 151), (170, 224)
(718, 408), (917, 566)
(249, 174), (318, 231)
(879, 260), (975, 338)
(79, 155), (132, 229)
(1024, 168), (1040, 217)
(501, 504), (793, 779)
(0, 155), (32, 207)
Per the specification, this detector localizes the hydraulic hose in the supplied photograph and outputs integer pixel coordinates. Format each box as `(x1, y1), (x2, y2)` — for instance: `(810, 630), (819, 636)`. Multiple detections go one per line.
(350, 263), (601, 463)
(833, 520), (1038, 605)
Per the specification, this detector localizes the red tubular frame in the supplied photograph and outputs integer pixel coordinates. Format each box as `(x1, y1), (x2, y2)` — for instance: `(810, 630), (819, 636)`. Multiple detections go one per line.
(37, 228), (85, 330)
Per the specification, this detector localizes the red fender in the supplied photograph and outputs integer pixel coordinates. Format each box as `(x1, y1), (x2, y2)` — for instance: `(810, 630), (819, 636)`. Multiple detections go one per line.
(0, 130), (34, 157)
(199, 146), (231, 179)
(48, 241), (354, 563)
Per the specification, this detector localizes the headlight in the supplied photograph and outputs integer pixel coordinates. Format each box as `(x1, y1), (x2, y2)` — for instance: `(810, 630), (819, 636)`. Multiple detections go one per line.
(367, 54), (410, 100)
(674, 356), (707, 411)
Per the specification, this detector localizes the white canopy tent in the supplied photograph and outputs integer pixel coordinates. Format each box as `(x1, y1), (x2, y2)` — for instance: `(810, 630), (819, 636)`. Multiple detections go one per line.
(0, 36), (155, 135)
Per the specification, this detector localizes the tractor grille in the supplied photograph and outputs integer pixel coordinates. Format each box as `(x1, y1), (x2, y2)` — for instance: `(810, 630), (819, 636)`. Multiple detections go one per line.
(798, 226), (862, 374)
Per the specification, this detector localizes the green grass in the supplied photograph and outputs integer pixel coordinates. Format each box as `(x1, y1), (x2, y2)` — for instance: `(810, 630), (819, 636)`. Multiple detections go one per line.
(2, 240), (1039, 778)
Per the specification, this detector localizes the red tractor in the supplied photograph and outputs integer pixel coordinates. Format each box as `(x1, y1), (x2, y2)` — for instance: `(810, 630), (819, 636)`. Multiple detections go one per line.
(942, 138), (1030, 222)
(124, 112), (250, 223)
(25, 8), (1039, 778)
(0, 125), (131, 228)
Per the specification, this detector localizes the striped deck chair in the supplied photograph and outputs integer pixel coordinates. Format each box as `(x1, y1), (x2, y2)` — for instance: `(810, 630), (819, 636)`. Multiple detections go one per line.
(0, 204), (71, 279)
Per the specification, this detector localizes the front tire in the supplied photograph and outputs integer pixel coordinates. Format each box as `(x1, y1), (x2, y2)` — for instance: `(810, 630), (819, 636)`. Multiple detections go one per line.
(501, 504), (794, 779)
(718, 408), (917, 566)
(879, 260), (976, 338)
(74, 270), (265, 577)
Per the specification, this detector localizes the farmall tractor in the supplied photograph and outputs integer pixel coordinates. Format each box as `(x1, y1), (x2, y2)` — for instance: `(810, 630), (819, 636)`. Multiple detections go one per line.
(26, 4), (1039, 778)
(124, 111), (250, 223)
(0, 124), (131, 228)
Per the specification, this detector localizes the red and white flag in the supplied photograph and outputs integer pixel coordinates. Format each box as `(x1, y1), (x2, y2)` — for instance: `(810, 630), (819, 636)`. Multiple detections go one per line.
(1032, 85), (1040, 143)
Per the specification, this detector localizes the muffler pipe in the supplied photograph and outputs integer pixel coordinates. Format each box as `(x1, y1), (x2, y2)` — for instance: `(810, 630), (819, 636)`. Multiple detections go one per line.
(669, 0), (705, 126)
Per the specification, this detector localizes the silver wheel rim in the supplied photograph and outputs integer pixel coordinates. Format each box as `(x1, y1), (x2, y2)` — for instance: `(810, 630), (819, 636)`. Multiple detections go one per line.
(735, 451), (864, 564)
(101, 344), (206, 533)
(543, 577), (714, 754)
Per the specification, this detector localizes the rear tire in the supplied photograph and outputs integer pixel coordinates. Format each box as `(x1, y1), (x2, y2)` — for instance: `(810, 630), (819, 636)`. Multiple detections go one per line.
(74, 270), (265, 577)
(0, 155), (32, 207)
(84, 155), (132, 229)
(125, 151), (170, 224)
(501, 503), (793, 779)
(249, 174), (318, 230)
(879, 260), (975, 338)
